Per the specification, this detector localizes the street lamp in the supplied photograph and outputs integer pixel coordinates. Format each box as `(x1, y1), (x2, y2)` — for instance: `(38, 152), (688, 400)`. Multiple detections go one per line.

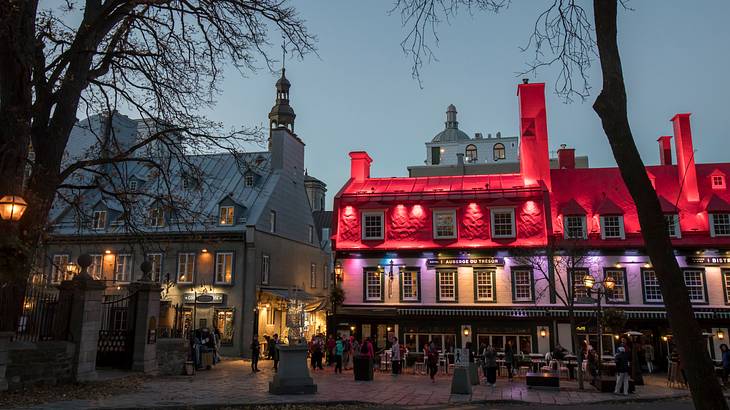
(0, 195), (28, 221)
(584, 273), (616, 381)
(334, 261), (343, 282)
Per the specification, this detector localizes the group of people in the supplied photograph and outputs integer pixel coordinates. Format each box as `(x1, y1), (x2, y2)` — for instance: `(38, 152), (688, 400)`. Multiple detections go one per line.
(190, 327), (222, 370)
(249, 333), (280, 373)
(308, 334), (381, 373)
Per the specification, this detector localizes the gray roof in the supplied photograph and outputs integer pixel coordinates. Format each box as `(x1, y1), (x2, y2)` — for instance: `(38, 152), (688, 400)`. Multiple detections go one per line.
(431, 127), (471, 143)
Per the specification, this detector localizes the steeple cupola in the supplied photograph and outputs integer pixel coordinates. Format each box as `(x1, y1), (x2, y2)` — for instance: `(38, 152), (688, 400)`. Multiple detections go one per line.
(269, 68), (296, 132)
(431, 104), (470, 143)
(446, 104), (458, 129)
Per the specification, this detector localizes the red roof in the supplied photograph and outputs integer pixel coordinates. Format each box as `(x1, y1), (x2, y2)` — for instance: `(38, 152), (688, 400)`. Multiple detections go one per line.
(706, 194), (730, 212)
(658, 196), (679, 213)
(559, 199), (587, 215)
(594, 197), (624, 215)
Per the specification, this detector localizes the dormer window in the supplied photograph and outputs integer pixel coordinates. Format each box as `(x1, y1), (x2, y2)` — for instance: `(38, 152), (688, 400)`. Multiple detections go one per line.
(433, 209), (457, 239)
(129, 179), (138, 191)
(491, 208), (515, 238)
(665, 214), (681, 238)
(147, 207), (165, 227)
(600, 215), (625, 239)
(219, 206), (235, 225)
(493, 143), (506, 161)
(712, 175), (726, 190)
(92, 210), (107, 230)
(564, 215), (587, 239)
(362, 211), (384, 240)
(245, 174), (255, 187)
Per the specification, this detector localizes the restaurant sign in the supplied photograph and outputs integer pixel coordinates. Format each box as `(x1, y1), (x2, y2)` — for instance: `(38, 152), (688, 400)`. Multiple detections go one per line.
(427, 257), (504, 266)
(183, 292), (225, 304)
(686, 256), (730, 266)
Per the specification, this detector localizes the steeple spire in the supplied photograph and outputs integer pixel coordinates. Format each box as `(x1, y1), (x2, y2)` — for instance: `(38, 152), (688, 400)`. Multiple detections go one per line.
(445, 104), (458, 129)
(268, 65), (295, 132)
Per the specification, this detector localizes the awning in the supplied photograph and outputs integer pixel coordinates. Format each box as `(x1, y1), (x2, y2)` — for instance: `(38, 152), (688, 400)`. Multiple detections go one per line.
(259, 287), (321, 302)
(395, 307), (730, 320)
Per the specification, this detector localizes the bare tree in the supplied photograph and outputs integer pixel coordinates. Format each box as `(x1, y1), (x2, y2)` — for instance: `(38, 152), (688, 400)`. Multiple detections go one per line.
(393, 0), (726, 407)
(0, 0), (315, 332)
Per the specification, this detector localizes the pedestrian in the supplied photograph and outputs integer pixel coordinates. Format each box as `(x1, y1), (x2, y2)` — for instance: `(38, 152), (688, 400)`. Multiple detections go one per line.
(271, 333), (280, 372)
(721, 344), (730, 386)
(504, 340), (515, 381)
(483, 344), (498, 387)
(334, 335), (344, 374)
(361, 337), (374, 359)
(351, 337), (360, 365)
(314, 334), (324, 369)
(326, 334), (336, 366)
(263, 335), (272, 359)
(342, 335), (351, 370)
(250, 335), (260, 372)
(391, 336), (401, 375)
(587, 347), (599, 386)
(614, 346), (630, 395)
(643, 342), (655, 374)
(426, 340), (439, 383)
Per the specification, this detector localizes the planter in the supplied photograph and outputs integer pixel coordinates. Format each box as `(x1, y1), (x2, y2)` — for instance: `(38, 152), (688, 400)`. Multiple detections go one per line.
(184, 361), (195, 376)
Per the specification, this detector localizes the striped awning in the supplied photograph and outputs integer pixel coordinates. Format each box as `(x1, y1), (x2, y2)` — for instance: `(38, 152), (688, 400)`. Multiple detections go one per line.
(395, 307), (730, 320)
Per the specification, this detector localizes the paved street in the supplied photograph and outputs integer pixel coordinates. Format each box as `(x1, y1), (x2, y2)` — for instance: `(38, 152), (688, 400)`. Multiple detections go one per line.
(15, 358), (697, 409)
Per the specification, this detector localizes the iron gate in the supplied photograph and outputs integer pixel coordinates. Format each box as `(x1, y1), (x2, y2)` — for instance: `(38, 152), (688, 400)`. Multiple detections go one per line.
(96, 291), (138, 369)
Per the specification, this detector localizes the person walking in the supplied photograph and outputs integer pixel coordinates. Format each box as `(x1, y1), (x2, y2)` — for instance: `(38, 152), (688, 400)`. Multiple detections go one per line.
(271, 333), (280, 372)
(334, 335), (344, 374)
(250, 335), (260, 373)
(391, 337), (402, 375)
(343, 336), (352, 370)
(614, 346), (630, 395)
(426, 341), (439, 383)
(483, 344), (498, 387)
(351, 337), (360, 368)
(504, 340), (515, 382)
(587, 347), (599, 386)
(643, 342), (655, 374)
(326, 334), (336, 366)
(721, 344), (730, 386)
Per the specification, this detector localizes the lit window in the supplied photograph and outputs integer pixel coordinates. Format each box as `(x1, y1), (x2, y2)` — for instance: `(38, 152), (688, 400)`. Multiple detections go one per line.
(571, 269), (589, 302)
(683, 270), (706, 303)
(148, 207), (165, 227)
(89, 254), (103, 280)
(437, 270), (457, 302)
(269, 210), (276, 233)
(177, 253), (195, 283)
(600, 215), (625, 239)
(115, 254), (131, 283)
(215, 252), (233, 284)
(51, 254), (70, 283)
(665, 214), (680, 238)
(564, 215), (586, 239)
(723, 270), (730, 305)
(604, 269), (627, 303)
(308, 225), (314, 243)
(365, 269), (382, 301)
(310, 263), (317, 288)
(214, 309), (235, 345)
(245, 174), (255, 187)
(362, 211), (384, 240)
(433, 209), (457, 239)
(475, 270), (495, 302)
(642, 269), (663, 303)
(401, 269), (419, 301)
(512, 269), (533, 302)
(712, 175), (726, 190)
(493, 143), (506, 161)
(261, 254), (270, 284)
(92, 210), (107, 230)
(465, 144), (478, 163)
(711, 213), (730, 237)
(219, 206), (234, 225)
(491, 208), (515, 238)
(147, 253), (163, 282)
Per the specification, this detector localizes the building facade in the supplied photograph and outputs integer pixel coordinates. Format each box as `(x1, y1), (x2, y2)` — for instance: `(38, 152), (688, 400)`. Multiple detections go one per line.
(332, 82), (730, 368)
(42, 70), (331, 357)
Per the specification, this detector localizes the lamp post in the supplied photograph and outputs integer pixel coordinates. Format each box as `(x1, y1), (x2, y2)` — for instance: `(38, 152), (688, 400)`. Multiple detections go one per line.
(0, 195), (28, 222)
(584, 273), (616, 379)
(334, 261), (343, 284)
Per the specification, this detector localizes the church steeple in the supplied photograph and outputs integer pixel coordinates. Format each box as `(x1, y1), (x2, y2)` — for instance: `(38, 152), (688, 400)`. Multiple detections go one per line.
(445, 104), (458, 129)
(268, 68), (296, 132)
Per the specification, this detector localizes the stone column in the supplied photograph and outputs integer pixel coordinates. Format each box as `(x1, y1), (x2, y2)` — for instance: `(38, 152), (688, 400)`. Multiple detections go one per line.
(0, 331), (12, 391)
(128, 261), (161, 373)
(60, 254), (106, 382)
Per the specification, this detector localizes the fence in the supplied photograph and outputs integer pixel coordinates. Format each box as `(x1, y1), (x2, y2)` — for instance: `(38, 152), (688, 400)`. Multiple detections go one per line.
(11, 275), (70, 342)
(96, 290), (138, 369)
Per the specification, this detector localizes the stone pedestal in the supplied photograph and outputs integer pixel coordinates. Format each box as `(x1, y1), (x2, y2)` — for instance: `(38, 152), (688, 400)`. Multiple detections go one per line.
(0, 332), (12, 391)
(450, 366), (472, 395)
(59, 275), (105, 382)
(468, 362), (480, 385)
(128, 281), (161, 374)
(269, 344), (317, 394)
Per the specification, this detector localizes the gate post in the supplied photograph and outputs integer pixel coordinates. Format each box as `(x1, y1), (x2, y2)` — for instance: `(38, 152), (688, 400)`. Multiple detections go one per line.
(61, 254), (106, 382)
(128, 261), (161, 373)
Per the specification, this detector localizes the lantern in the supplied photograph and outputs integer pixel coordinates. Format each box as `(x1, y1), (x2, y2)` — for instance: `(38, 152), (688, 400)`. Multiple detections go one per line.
(0, 195), (27, 221)
(583, 274), (596, 289)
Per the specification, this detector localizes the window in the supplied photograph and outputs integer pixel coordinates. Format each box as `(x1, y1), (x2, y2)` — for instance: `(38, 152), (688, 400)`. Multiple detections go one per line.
(400, 269), (419, 301)
(665, 214), (681, 238)
(564, 215), (586, 239)
(512, 269), (533, 302)
(433, 209), (457, 239)
(600, 215), (625, 239)
(245, 174), (255, 187)
(147, 253), (163, 282)
(308, 225), (314, 243)
(51, 254), (70, 283)
(219, 206), (234, 225)
(571, 269), (589, 302)
(491, 208), (515, 238)
(261, 254), (270, 284)
(364, 269), (383, 302)
(89, 254), (103, 280)
(323, 264), (329, 289)
(266, 307), (275, 325)
(437, 270), (457, 302)
(362, 211), (384, 240)
(215, 252), (233, 284)
(711, 213), (730, 237)
(148, 207), (165, 227)
(431, 146), (441, 165)
(177, 253), (195, 283)
(465, 144), (478, 162)
(642, 269), (663, 303)
(476, 334), (533, 354)
(493, 143), (506, 161)
(269, 210), (276, 233)
(723, 270), (730, 305)
(129, 179), (138, 191)
(92, 210), (107, 230)
(310, 263), (317, 288)
(115, 254), (131, 283)
(712, 175), (726, 190)
(214, 309), (235, 345)
(604, 269), (627, 303)
(683, 269), (707, 303)
(474, 270), (496, 302)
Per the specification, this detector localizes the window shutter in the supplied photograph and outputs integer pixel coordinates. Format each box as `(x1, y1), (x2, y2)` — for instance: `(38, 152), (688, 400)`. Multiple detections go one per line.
(619, 216), (625, 240)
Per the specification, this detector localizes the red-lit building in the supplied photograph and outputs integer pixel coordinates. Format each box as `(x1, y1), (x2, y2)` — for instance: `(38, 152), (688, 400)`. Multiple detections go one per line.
(331, 82), (730, 366)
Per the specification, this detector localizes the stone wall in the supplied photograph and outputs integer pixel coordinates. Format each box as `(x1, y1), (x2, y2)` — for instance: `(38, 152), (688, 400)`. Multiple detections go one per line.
(6, 341), (74, 390)
(157, 338), (188, 376)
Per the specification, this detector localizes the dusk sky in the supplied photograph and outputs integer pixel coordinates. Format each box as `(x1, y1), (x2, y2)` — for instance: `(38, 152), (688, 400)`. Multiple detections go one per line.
(200, 1), (730, 207)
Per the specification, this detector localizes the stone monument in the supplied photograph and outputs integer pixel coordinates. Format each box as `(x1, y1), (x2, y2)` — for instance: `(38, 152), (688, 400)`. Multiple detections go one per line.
(269, 288), (317, 394)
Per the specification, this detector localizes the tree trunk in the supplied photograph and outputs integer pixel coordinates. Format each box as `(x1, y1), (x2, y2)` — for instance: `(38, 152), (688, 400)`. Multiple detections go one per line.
(569, 312), (585, 389)
(592, 1), (726, 408)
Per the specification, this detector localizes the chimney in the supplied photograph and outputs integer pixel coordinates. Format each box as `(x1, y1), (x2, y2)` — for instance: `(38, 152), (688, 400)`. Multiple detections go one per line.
(671, 113), (699, 202)
(557, 144), (575, 169)
(657, 135), (672, 166)
(349, 151), (372, 182)
(518, 82), (551, 190)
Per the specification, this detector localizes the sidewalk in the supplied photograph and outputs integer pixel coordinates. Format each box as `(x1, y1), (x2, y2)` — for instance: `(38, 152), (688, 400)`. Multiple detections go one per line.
(22, 359), (690, 409)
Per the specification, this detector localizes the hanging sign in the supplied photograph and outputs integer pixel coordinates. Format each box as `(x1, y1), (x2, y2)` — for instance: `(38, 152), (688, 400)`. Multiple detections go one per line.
(183, 292), (225, 304)
(686, 256), (730, 266)
(427, 257), (504, 267)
